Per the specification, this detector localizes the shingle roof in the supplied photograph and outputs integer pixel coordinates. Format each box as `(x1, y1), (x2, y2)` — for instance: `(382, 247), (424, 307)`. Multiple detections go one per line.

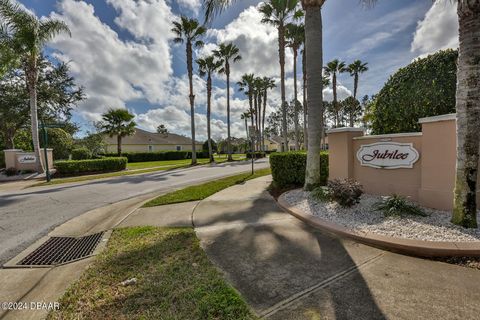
(104, 128), (201, 145)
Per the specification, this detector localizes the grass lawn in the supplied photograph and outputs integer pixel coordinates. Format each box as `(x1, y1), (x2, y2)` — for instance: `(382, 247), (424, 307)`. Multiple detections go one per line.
(47, 227), (256, 320)
(143, 167), (271, 207)
(126, 154), (247, 170)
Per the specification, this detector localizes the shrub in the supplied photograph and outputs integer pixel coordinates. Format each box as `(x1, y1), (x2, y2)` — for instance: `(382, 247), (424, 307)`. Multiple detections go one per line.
(0, 151), (5, 169)
(246, 151), (266, 159)
(5, 167), (17, 176)
(373, 194), (427, 217)
(311, 186), (330, 202)
(40, 128), (74, 160)
(327, 179), (363, 207)
(71, 147), (92, 160)
(55, 157), (127, 175)
(270, 151), (329, 188)
(99, 151), (210, 163)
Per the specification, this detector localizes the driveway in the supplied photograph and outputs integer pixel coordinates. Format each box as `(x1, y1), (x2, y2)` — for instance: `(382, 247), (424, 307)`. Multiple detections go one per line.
(0, 159), (268, 265)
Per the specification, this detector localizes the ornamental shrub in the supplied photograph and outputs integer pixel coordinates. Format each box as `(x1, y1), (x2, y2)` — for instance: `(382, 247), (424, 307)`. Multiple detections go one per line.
(5, 167), (17, 176)
(99, 151), (210, 162)
(71, 147), (92, 160)
(373, 194), (427, 217)
(55, 157), (127, 175)
(270, 151), (329, 188)
(327, 179), (363, 207)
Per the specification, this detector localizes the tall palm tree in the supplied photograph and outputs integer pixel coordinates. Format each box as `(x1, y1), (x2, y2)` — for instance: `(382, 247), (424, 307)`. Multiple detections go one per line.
(101, 108), (136, 156)
(301, 46), (307, 148)
(286, 22), (304, 150)
(259, 0), (302, 152)
(324, 59), (347, 127)
(241, 111), (250, 140)
(214, 42), (242, 161)
(172, 16), (206, 165)
(347, 59), (368, 102)
(0, 0), (70, 173)
(197, 55), (222, 163)
(237, 73), (256, 129)
(261, 77), (276, 151)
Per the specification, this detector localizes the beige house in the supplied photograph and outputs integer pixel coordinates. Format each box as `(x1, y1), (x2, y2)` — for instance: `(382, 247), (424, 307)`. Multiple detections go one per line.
(263, 135), (329, 152)
(104, 128), (203, 153)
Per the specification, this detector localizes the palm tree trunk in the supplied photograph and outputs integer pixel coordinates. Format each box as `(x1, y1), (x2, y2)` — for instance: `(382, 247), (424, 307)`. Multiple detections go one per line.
(262, 90), (267, 152)
(302, 49), (308, 149)
(253, 92), (258, 151)
(304, 2), (324, 189)
(278, 23), (288, 152)
(257, 92), (262, 152)
(26, 58), (44, 173)
(226, 64), (233, 161)
(333, 72), (338, 127)
(293, 48), (300, 151)
(117, 135), (122, 156)
(207, 74), (214, 163)
(452, 1), (480, 228)
(187, 42), (197, 165)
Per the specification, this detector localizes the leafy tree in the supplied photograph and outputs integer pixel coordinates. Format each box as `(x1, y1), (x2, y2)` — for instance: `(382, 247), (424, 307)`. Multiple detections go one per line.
(202, 139), (217, 153)
(0, 0), (71, 173)
(341, 96), (362, 127)
(368, 49), (457, 134)
(157, 124), (168, 136)
(40, 128), (73, 160)
(76, 126), (106, 157)
(324, 59), (347, 127)
(197, 55), (222, 162)
(214, 42), (241, 161)
(101, 108), (136, 156)
(172, 16), (206, 165)
(347, 60), (368, 100)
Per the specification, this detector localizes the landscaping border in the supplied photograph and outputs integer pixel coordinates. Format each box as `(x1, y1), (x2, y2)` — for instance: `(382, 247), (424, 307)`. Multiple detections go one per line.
(277, 190), (480, 257)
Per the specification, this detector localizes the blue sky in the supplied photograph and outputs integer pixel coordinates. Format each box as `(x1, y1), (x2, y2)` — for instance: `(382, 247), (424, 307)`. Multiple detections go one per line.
(19, 0), (458, 139)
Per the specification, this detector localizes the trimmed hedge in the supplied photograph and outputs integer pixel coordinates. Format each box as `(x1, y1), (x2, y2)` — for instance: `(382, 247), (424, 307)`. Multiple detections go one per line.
(71, 147), (92, 160)
(246, 151), (266, 159)
(270, 151), (329, 188)
(55, 157), (127, 175)
(100, 151), (210, 163)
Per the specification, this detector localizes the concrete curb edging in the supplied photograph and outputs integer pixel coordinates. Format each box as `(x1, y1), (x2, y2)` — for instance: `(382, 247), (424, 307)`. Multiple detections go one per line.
(277, 191), (480, 257)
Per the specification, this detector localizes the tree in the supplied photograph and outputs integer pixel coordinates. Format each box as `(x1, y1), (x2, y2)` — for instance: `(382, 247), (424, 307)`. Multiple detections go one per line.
(156, 124), (168, 136)
(101, 108), (136, 156)
(237, 73), (256, 130)
(172, 16), (206, 165)
(197, 55), (222, 162)
(259, 0), (302, 152)
(341, 96), (362, 128)
(347, 60), (368, 102)
(40, 128), (73, 160)
(240, 111), (250, 140)
(324, 59), (347, 127)
(0, 0), (71, 173)
(286, 22), (304, 150)
(261, 77), (276, 151)
(368, 50), (457, 134)
(213, 42), (241, 161)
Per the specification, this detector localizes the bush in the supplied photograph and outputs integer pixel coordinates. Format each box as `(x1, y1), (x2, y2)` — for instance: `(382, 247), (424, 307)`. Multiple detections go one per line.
(5, 167), (17, 176)
(373, 194), (427, 217)
(246, 151), (266, 159)
(311, 186), (330, 202)
(100, 151), (210, 163)
(327, 179), (363, 207)
(40, 128), (74, 160)
(270, 151), (329, 188)
(55, 157), (127, 175)
(71, 147), (92, 160)
(0, 151), (5, 169)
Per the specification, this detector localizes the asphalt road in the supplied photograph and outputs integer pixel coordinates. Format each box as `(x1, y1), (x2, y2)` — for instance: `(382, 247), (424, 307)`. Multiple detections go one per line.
(0, 159), (269, 265)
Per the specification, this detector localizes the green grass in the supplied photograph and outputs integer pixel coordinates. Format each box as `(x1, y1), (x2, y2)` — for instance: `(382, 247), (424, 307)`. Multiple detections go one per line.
(144, 168), (271, 207)
(127, 154), (247, 170)
(47, 227), (256, 320)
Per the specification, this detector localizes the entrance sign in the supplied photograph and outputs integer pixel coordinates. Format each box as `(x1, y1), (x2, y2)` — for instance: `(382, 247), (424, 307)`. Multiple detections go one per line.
(356, 142), (419, 169)
(17, 154), (36, 164)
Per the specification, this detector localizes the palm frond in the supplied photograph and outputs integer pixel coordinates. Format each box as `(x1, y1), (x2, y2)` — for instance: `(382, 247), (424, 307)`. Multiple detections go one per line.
(38, 19), (71, 43)
(202, 0), (235, 24)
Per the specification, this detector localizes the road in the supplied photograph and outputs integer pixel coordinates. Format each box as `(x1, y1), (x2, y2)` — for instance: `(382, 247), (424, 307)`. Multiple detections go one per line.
(0, 159), (269, 265)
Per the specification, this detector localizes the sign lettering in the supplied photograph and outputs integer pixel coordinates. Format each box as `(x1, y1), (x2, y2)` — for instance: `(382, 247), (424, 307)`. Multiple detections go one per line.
(356, 142), (419, 169)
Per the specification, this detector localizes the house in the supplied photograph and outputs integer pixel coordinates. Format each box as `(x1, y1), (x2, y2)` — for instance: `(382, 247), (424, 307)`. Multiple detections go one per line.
(104, 128), (203, 153)
(264, 135), (329, 152)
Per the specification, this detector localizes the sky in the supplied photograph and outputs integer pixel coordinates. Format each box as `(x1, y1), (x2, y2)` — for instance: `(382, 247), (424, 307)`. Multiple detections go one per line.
(18, 0), (459, 140)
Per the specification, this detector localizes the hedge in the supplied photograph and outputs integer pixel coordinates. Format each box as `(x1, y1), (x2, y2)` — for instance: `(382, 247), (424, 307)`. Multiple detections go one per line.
(71, 147), (92, 160)
(270, 151), (328, 188)
(55, 157), (127, 175)
(0, 151), (5, 169)
(100, 151), (210, 163)
(246, 151), (266, 159)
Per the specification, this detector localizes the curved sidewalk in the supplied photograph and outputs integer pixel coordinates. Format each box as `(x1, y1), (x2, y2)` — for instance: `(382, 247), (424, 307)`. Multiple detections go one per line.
(193, 176), (480, 319)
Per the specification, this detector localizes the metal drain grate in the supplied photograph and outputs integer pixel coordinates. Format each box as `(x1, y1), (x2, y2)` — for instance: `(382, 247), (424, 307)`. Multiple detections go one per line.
(18, 232), (104, 266)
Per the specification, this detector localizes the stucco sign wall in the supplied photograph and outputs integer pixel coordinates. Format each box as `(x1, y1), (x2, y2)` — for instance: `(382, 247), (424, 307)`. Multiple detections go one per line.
(356, 142), (419, 169)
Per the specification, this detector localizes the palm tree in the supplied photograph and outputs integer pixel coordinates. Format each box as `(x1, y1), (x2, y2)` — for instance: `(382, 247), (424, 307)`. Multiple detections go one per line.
(172, 16), (206, 165)
(237, 73), (256, 130)
(213, 42), (242, 161)
(324, 59), (347, 127)
(0, 0), (70, 173)
(261, 77), (276, 151)
(241, 111), (250, 140)
(197, 55), (223, 163)
(286, 22), (304, 151)
(347, 59), (368, 103)
(259, 0), (302, 152)
(101, 108), (136, 156)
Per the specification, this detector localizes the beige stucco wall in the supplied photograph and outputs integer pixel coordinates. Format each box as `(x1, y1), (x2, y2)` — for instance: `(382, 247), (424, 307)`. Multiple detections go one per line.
(105, 144), (202, 153)
(4, 149), (54, 172)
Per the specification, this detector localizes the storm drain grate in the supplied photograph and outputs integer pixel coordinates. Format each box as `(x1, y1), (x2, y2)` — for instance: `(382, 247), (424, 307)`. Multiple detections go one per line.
(18, 232), (104, 266)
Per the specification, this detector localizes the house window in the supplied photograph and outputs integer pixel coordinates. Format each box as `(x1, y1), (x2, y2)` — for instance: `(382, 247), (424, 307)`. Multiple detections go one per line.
(148, 145), (153, 152)
(176, 145), (182, 151)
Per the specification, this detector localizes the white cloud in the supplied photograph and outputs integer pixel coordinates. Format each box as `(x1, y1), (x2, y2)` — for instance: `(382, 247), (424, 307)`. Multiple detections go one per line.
(176, 0), (201, 15)
(411, 0), (458, 55)
(322, 84), (352, 102)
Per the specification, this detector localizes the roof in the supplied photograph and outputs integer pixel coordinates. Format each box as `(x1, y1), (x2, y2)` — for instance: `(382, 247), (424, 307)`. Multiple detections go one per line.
(104, 128), (202, 145)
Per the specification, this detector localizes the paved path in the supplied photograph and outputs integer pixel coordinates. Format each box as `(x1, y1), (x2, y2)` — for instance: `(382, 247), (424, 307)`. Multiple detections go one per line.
(0, 159), (268, 265)
(193, 176), (480, 319)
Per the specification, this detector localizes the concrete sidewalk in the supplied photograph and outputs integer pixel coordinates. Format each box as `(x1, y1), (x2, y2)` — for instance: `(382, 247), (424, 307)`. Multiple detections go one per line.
(193, 176), (480, 319)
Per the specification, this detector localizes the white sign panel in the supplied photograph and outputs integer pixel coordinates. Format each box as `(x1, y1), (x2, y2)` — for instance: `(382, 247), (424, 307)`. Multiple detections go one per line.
(17, 154), (36, 164)
(356, 142), (419, 169)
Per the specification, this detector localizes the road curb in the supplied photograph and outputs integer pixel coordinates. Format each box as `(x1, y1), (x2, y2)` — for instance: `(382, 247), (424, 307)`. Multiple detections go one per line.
(277, 191), (480, 257)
